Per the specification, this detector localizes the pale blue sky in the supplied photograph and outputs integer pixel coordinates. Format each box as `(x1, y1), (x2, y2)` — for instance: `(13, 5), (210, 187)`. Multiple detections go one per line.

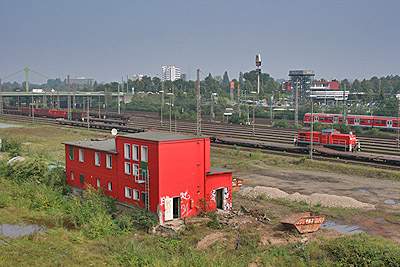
(1, 0), (399, 84)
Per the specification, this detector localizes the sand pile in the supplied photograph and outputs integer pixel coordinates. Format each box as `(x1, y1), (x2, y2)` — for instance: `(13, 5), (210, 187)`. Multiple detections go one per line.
(238, 186), (375, 210)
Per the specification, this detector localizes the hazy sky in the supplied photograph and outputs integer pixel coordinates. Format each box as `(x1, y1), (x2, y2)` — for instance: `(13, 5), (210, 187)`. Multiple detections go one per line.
(1, 0), (399, 84)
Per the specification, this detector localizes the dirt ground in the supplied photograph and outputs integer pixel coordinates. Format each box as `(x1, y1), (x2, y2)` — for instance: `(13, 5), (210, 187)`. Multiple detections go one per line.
(231, 164), (400, 243)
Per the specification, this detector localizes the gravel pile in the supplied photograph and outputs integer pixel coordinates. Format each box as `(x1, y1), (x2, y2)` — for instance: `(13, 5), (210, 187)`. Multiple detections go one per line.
(238, 186), (375, 210)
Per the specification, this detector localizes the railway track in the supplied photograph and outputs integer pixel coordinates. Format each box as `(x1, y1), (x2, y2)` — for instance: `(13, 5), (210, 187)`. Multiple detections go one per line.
(1, 113), (400, 170)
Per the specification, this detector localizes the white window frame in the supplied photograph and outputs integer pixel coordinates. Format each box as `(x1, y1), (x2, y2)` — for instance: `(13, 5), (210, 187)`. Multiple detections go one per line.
(133, 189), (140, 200)
(124, 143), (131, 159)
(125, 187), (132, 198)
(95, 152), (100, 166)
(125, 162), (131, 175)
(106, 154), (112, 169)
(71, 171), (74, 180)
(96, 178), (100, 188)
(141, 146), (148, 162)
(79, 149), (84, 162)
(132, 164), (139, 177)
(132, 145), (139, 161)
(108, 181), (112, 191)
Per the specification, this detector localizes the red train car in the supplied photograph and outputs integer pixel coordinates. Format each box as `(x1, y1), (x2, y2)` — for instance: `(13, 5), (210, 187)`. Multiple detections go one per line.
(295, 129), (360, 152)
(304, 113), (400, 130)
(49, 109), (67, 118)
(34, 108), (51, 117)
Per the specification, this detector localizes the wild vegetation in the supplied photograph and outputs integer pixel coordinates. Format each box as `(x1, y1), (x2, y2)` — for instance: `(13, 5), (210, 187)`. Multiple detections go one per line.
(1, 125), (400, 266)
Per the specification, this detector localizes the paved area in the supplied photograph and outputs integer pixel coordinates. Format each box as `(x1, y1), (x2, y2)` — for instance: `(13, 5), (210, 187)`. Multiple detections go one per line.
(0, 123), (22, 128)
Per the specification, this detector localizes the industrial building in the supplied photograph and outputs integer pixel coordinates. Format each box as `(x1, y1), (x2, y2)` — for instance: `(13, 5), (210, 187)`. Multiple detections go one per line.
(63, 131), (234, 222)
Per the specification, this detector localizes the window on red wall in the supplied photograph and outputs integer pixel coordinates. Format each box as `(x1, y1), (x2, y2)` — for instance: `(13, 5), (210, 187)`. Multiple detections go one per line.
(71, 171), (74, 180)
(96, 178), (100, 188)
(133, 145), (139, 161)
(141, 146), (148, 162)
(69, 146), (74, 160)
(106, 155), (112, 169)
(125, 162), (131, 175)
(124, 143), (131, 159)
(125, 187), (132, 198)
(108, 181), (112, 191)
(95, 152), (100, 166)
(79, 149), (84, 162)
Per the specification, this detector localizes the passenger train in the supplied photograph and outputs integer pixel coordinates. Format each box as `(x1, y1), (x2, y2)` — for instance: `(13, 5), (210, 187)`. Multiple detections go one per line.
(304, 113), (399, 130)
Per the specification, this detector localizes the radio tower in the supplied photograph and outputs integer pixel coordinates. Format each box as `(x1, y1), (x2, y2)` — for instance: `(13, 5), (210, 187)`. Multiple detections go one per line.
(196, 69), (201, 135)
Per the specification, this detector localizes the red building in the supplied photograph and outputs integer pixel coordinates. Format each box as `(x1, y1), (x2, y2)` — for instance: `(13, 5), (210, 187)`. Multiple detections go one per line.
(63, 131), (234, 222)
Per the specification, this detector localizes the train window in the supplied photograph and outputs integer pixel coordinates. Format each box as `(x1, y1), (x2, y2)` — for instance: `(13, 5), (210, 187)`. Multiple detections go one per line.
(368, 120), (370, 124)
(376, 120), (380, 124)
(361, 120), (365, 123)
(382, 120), (386, 124)
(394, 121), (399, 126)
(339, 119), (343, 122)
(329, 118), (333, 121)
(349, 119), (354, 123)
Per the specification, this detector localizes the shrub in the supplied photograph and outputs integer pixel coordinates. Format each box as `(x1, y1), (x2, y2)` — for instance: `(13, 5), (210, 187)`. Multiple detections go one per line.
(273, 119), (289, 128)
(0, 137), (21, 157)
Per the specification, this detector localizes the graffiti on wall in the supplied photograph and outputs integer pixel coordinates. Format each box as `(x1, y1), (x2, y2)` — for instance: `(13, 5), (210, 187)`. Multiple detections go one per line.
(224, 187), (232, 210)
(160, 191), (193, 217)
(210, 189), (216, 202)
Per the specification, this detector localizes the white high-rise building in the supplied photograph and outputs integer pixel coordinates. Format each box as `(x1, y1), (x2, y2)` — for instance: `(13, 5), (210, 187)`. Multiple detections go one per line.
(161, 65), (181, 81)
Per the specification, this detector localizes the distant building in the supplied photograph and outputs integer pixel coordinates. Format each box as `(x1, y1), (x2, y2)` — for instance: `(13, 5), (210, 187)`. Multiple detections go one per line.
(181, 73), (187, 81)
(284, 77), (348, 103)
(133, 74), (144, 81)
(70, 77), (95, 87)
(162, 66), (181, 81)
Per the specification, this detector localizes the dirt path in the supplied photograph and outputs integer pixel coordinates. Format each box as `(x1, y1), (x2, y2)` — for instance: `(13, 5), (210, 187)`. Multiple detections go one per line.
(241, 165), (400, 211)
(237, 164), (400, 242)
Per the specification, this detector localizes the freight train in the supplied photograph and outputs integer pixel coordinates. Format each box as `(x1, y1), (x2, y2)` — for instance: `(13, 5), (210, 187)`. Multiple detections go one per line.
(3, 107), (87, 121)
(294, 129), (360, 152)
(304, 113), (399, 130)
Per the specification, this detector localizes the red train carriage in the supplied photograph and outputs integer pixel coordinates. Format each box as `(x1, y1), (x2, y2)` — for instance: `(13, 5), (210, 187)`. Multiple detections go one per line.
(304, 113), (400, 130)
(295, 129), (360, 152)
(49, 109), (67, 118)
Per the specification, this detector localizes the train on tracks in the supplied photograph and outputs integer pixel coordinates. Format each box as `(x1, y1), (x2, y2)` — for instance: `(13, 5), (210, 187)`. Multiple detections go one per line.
(304, 113), (400, 130)
(295, 129), (360, 152)
(3, 106), (130, 122)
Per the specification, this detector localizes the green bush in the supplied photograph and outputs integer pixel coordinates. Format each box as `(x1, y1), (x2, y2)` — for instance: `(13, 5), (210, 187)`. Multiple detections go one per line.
(0, 137), (21, 157)
(273, 119), (289, 128)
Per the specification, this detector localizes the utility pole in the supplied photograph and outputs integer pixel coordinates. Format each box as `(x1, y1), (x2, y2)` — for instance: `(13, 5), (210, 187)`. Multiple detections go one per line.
(118, 84), (121, 115)
(0, 78), (2, 114)
(343, 83), (347, 125)
(73, 82), (76, 109)
(310, 97), (314, 160)
(210, 92), (214, 122)
(252, 93), (255, 135)
(98, 93), (101, 119)
(67, 75), (71, 120)
(160, 81), (164, 126)
(169, 92), (172, 133)
(270, 96), (273, 124)
(87, 96), (90, 131)
(126, 75), (129, 93)
(397, 96), (400, 149)
(57, 89), (60, 109)
(31, 94), (34, 123)
(295, 79), (299, 127)
(196, 69), (201, 135)
(237, 84), (241, 117)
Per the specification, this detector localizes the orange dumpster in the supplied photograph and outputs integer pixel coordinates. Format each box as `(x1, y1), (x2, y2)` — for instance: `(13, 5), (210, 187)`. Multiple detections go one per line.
(280, 212), (326, 233)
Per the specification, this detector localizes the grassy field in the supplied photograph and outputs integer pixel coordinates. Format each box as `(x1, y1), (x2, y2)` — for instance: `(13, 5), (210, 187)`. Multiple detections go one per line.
(1, 125), (400, 266)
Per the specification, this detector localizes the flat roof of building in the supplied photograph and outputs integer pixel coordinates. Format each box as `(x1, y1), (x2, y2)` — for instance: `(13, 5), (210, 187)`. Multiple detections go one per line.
(63, 139), (117, 153)
(119, 131), (208, 142)
(207, 166), (236, 175)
